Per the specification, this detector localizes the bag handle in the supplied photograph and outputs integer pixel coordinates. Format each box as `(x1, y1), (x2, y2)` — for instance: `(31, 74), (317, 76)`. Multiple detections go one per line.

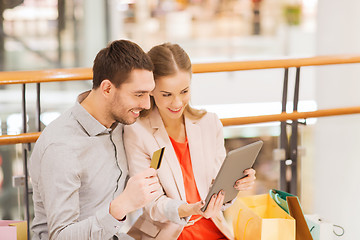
(235, 208), (254, 240)
(333, 224), (345, 236)
(317, 218), (345, 237)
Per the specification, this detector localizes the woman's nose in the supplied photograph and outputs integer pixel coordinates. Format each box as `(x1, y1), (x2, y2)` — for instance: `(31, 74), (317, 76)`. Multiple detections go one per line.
(172, 96), (182, 107)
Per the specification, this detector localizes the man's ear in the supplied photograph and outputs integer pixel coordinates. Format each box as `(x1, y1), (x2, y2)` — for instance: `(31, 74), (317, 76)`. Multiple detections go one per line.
(100, 79), (113, 97)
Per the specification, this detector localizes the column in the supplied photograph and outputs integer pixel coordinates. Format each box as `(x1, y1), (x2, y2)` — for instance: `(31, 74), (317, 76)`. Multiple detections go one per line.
(314, 1), (360, 239)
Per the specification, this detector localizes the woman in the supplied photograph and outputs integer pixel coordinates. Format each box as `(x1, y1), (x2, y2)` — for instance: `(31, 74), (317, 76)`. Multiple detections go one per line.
(123, 43), (256, 239)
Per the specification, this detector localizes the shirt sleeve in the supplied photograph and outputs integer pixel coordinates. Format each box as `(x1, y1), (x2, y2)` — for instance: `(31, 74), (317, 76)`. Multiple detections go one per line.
(147, 195), (189, 225)
(38, 143), (128, 240)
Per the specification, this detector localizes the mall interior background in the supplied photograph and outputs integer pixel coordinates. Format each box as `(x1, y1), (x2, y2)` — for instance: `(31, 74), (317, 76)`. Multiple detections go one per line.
(0, 0), (359, 239)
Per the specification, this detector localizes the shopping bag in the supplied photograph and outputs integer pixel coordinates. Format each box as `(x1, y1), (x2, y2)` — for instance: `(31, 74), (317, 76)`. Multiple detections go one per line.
(305, 214), (345, 240)
(269, 189), (292, 212)
(225, 194), (295, 240)
(269, 189), (313, 240)
(0, 220), (27, 240)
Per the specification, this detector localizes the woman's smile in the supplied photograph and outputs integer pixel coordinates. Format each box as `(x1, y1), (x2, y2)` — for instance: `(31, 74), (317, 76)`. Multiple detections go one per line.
(168, 107), (183, 113)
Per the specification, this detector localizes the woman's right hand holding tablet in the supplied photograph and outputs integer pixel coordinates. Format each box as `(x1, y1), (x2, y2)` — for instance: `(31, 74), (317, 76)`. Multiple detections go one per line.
(178, 190), (225, 219)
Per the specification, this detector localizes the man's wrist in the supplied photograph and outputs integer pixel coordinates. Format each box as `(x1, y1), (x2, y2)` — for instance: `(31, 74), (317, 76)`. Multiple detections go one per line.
(109, 198), (128, 221)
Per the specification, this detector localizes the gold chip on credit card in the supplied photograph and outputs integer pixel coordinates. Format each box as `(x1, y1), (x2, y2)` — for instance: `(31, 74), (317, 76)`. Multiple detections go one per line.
(150, 147), (165, 170)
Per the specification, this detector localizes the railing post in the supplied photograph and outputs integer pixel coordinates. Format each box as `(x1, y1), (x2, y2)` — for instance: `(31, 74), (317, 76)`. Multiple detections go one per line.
(289, 67), (301, 195)
(0, 0), (5, 71)
(280, 68), (289, 192)
(57, 0), (65, 68)
(36, 83), (41, 132)
(22, 84), (30, 238)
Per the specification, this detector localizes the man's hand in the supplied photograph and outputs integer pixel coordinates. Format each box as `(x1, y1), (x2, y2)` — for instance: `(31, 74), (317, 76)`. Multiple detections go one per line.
(234, 168), (256, 191)
(109, 168), (161, 220)
(178, 191), (225, 219)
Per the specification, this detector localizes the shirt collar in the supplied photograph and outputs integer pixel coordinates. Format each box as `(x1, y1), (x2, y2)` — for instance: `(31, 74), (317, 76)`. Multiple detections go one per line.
(72, 91), (118, 136)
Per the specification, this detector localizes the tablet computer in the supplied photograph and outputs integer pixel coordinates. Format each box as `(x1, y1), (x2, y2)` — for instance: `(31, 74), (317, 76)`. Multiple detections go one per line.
(201, 140), (263, 212)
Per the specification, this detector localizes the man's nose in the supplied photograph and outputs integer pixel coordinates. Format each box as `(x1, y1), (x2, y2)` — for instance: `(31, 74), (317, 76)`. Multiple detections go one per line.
(141, 94), (151, 110)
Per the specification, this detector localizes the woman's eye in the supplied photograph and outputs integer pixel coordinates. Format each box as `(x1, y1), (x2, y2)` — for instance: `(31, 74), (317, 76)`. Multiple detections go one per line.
(162, 93), (171, 97)
(181, 90), (189, 94)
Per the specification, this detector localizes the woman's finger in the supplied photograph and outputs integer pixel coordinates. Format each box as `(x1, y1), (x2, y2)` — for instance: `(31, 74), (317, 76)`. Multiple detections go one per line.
(234, 181), (255, 191)
(214, 190), (225, 211)
(244, 168), (256, 176)
(202, 194), (217, 218)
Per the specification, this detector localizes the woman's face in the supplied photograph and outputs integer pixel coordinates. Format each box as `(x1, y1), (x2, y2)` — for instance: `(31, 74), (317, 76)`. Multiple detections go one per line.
(152, 70), (191, 122)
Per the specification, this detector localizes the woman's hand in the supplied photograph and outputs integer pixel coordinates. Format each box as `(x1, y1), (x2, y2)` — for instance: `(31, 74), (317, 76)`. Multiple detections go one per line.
(234, 168), (256, 191)
(200, 190), (225, 219)
(178, 191), (225, 219)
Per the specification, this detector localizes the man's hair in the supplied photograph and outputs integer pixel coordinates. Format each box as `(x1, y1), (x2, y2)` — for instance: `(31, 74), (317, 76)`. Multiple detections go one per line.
(92, 40), (154, 89)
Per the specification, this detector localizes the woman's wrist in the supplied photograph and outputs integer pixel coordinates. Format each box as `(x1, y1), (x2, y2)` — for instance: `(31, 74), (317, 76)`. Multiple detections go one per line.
(178, 203), (192, 218)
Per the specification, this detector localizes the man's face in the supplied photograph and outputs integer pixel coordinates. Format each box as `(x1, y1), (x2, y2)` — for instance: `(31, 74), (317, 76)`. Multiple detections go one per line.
(110, 69), (155, 125)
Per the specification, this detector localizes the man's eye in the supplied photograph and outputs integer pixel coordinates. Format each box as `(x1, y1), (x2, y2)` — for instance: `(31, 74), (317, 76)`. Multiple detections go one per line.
(181, 90), (189, 94)
(162, 94), (171, 97)
(135, 94), (144, 97)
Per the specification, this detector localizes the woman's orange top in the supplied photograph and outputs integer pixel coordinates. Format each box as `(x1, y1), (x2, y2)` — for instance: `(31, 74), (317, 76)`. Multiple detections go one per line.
(169, 136), (227, 240)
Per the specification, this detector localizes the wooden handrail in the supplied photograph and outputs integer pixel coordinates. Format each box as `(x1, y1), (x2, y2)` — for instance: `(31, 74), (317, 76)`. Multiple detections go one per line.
(221, 106), (360, 126)
(1, 55), (360, 85)
(0, 132), (40, 145)
(192, 54), (360, 73)
(1, 55), (360, 145)
(1, 106), (360, 145)
(0, 67), (92, 85)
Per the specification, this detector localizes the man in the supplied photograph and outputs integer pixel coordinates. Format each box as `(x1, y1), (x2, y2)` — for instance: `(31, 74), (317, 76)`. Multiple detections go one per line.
(29, 40), (161, 239)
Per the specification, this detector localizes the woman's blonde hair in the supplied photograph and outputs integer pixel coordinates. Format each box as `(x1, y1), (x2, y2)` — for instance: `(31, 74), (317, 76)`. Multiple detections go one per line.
(141, 43), (206, 119)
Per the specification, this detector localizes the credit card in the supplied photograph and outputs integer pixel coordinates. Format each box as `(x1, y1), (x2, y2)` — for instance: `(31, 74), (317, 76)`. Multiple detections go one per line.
(150, 147), (165, 170)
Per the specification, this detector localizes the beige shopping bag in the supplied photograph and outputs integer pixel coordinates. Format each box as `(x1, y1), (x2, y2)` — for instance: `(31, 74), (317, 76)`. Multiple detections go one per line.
(225, 194), (295, 240)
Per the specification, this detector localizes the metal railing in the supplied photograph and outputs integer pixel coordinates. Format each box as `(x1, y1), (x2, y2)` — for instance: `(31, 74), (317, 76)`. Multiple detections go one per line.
(1, 54), (360, 235)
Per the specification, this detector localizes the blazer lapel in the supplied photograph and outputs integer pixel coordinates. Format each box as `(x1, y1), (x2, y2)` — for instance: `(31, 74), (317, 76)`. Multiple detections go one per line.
(185, 116), (208, 200)
(149, 109), (187, 201)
